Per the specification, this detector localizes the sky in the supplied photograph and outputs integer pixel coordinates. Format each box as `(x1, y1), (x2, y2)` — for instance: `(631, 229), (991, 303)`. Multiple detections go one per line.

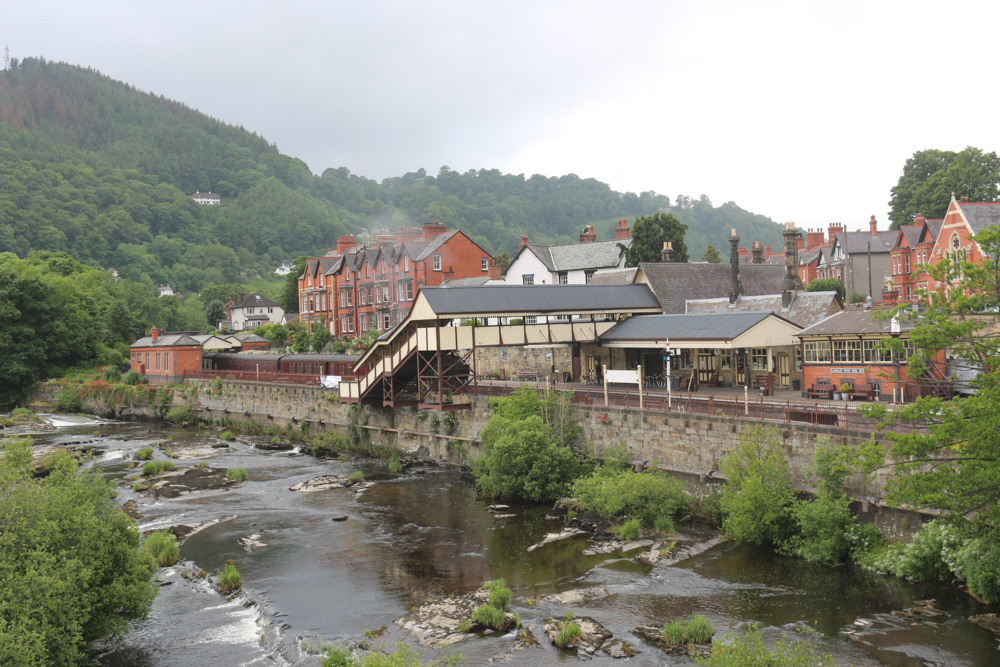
(6, 1), (998, 229)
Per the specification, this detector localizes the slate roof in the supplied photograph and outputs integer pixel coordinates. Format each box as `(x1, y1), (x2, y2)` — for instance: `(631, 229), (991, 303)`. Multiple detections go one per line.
(589, 267), (637, 284)
(130, 333), (202, 348)
(835, 231), (895, 254)
(232, 292), (280, 309)
(685, 291), (841, 329)
(233, 333), (269, 343)
(441, 276), (496, 287)
(958, 202), (1000, 233)
(925, 219), (943, 241)
(600, 312), (772, 341)
(899, 225), (923, 248)
(519, 238), (630, 273)
(796, 308), (917, 336)
(637, 262), (785, 314)
(418, 284), (661, 317)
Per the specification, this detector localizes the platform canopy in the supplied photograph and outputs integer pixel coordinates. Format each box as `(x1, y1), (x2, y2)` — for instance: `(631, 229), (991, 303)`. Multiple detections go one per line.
(598, 312), (801, 349)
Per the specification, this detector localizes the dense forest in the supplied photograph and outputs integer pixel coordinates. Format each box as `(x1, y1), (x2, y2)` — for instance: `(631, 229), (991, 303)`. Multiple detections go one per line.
(0, 57), (788, 299)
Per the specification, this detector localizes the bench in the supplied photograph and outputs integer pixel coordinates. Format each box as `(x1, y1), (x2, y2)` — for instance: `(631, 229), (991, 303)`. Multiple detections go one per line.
(806, 378), (834, 399)
(847, 383), (876, 401)
(517, 369), (542, 381)
(751, 374), (771, 389)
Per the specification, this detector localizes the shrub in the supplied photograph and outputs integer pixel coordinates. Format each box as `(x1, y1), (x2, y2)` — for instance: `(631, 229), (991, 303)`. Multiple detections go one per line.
(954, 538), (1000, 603)
(554, 622), (582, 648)
(700, 485), (726, 527)
(573, 468), (686, 526)
(719, 426), (796, 545)
(320, 644), (356, 667)
(457, 618), (472, 633)
(52, 388), (82, 412)
(11, 407), (32, 417)
(40, 450), (77, 473)
(661, 619), (686, 645)
(122, 369), (142, 386)
(695, 624), (836, 666)
(685, 615), (715, 644)
(482, 578), (507, 590)
(787, 492), (855, 565)
(388, 460), (404, 474)
(166, 406), (196, 424)
(488, 583), (512, 612)
(867, 520), (962, 581)
(346, 470), (363, 486)
(219, 430), (236, 441)
(226, 468), (248, 482)
(103, 366), (122, 383)
(472, 604), (508, 630)
(620, 518), (642, 541)
(143, 531), (180, 566)
(654, 516), (675, 534)
(141, 461), (176, 476)
(218, 562), (242, 593)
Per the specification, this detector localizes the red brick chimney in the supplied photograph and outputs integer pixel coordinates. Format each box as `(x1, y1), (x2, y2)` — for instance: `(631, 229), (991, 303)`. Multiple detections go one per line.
(488, 261), (501, 280)
(869, 215), (878, 236)
(738, 246), (748, 259)
(397, 226), (422, 243)
(765, 245), (772, 261)
(519, 235), (529, 251)
(335, 237), (356, 255)
(579, 225), (597, 243)
(828, 223), (843, 245)
(913, 213), (925, 227)
(882, 290), (899, 306)
(151, 328), (160, 342)
(797, 237), (804, 251)
(806, 229), (824, 249)
(421, 220), (447, 241)
(614, 218), (630, 240)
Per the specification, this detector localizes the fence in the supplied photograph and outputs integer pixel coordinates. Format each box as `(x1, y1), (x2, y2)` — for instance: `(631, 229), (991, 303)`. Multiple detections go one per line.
(470, 380), (916, 436)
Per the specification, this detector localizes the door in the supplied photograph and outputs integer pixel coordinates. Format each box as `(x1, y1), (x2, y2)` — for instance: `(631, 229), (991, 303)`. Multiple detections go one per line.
(697, 353), (715, 384)
(778, 354), (790, 387)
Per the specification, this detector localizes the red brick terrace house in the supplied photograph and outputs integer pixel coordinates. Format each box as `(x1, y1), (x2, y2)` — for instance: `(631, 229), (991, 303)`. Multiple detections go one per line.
(885, 214), (942, 305)
(299, 221), (500, 338)
(129, 329), (203, 384)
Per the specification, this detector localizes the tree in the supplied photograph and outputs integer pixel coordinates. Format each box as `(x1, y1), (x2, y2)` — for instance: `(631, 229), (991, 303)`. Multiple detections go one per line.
(205, 300), (226, 327)
(805, 277), (845, 300)
(0, 437), (158, 665)
(869, 224), (1000, 543)
(311, 324), (332, 351)
(718, 426), (795, 545)
(280, 256), (310, 313)
(702, 244), (723, 263)
(495, 251), (511, 272)
(888, 147), (1000, 229)
(618, 212), (688, 267)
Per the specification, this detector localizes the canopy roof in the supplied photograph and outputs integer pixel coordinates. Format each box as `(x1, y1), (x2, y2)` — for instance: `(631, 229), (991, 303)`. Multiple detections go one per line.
(411, 284), (662, 319)
(598, 312), (801, 349)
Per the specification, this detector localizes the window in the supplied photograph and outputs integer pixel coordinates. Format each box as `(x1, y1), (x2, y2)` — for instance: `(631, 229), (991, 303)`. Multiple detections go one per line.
(482, 257), (489, 272)
(360, 314), (367, 331)
(863, 339), (892, 363)
(268, 306), (273, 313)
(832, 339), (862, 363)
(382, 313), (391, 329)
(433, 254), (442, 271)
(382, 259), (386, 273)
(523, 274), (534, 285)
(558, 272), (568, 284)
(155, 353), (161, 371)
(585, 270), (596, 283)
(719, 351), (732, 370)
(340, 291), (346, 308)
(404, 256), (409, 271)
(367, 288), (373, 304)
(902, 340), (915, 359)
(145, 353), (149, 368)
(525, 316), (537, 324)
(904, 254), (910, 273)
(383, 285), (390, 302)
(375, 287), (381, 304)
(366, 264), (370, 277)
(405, 282), (413, 300)
(803, 341), (831, 362)
(359, 289), (366, 306)
(751, 348), (768, 370)
(164, 352), (169, 372)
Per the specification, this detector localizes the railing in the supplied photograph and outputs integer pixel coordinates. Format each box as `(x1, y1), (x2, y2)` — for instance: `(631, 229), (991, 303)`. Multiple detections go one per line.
(183, 369), (358, 385)
(469, 380), (920, 435)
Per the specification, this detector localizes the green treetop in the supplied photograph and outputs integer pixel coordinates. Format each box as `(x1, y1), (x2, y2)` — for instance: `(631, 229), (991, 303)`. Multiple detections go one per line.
(702, 244), (723, 263)
(618, 212), (689, 267)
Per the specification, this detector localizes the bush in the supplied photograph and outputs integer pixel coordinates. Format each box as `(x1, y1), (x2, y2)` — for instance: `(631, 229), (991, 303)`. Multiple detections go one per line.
(954, 538), (1000, 603)
(226, 468), (248, 482)
(11, 407), (32, 417)
(52, 387), (82, 412)
(867, 520), (962, 581)
(685, 615), (715, 644)
(554, 622), (582, 648)
(473, 387), (583, 502)
(321, 644), (356, 667)
(141, 460), (176, 476)
(102, 366), (122, 383)
(620, 518), (641, 541)
(40, 449), (77, 473)
(219, 430), (236, 441)
(346, 470), (363, 486)
(695, 624), (836, 666)
(654, 516), (675, 534)
(661, 619), (686, 644)
(134, 447), (154, 460)
(0, 436), (157, 665)
(166, 406), (196, 425)
(218, 562), (242, 593)
(488, 584), (512, 612)
(143, 531), (180, 566)
(472, 604), (508, 630)
(787, 492), (855, 565)
(573, 467), (686, 526)
(121, 369), (142, 386)
(719, 426), (796, 545)
(388, 460), (404, 474)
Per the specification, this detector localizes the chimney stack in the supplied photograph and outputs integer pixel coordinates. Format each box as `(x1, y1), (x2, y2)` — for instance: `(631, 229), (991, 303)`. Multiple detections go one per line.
(806, 229), (824, 249)
(421, 220), (447, 241)
(751, 241), (764, 264)
(781, 222), (805, 307)
(765, 245), (772, 260)
(579, 225), (597, 243)
(615, 218), (631, 240)
(913, 213), (925, 227)
(151, 328), (160, 342)
(335, 236), (357, 255)
(729, 229), (743, 304)
(828, 223), (843, 245)
(661, 241), (675, 263)
(519, 235), (529, 250)
(869, 215), (878, 236)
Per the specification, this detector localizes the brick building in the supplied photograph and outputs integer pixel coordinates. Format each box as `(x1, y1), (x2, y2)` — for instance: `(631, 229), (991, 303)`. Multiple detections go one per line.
(299, 221), (500, 338)
(129, 329), (204, 384)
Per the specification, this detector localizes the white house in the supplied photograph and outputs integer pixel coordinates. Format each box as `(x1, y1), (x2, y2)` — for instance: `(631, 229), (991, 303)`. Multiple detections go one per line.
(274, 262), (294, 276)
(223, 292), (284, 331)
(192, 190), (221, 205)
(504, 221), (632, 286)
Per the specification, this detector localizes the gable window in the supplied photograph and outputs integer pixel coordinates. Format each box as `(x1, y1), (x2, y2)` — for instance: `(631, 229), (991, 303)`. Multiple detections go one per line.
(433, 254), (442, 271)
(482, 257), (489, 272)
(558, 272), (568, 284)
(404, 256), (409, 271)
(585, 270), (596, 283)
(522, 274), (534, 285)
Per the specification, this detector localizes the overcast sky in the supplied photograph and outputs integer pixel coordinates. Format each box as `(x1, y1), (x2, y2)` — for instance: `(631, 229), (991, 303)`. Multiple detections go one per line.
(7, 1), (997, 229)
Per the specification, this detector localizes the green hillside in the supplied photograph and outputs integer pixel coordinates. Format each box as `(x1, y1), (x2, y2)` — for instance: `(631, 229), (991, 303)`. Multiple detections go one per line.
(0, 57), (787, 298)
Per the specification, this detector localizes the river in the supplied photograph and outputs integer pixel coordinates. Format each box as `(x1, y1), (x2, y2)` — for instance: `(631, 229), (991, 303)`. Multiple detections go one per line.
(27, 415), (1000, 666)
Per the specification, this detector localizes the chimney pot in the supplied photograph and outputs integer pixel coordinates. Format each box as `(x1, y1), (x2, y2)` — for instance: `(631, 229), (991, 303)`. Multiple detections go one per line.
(870, 215), (878, 236)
